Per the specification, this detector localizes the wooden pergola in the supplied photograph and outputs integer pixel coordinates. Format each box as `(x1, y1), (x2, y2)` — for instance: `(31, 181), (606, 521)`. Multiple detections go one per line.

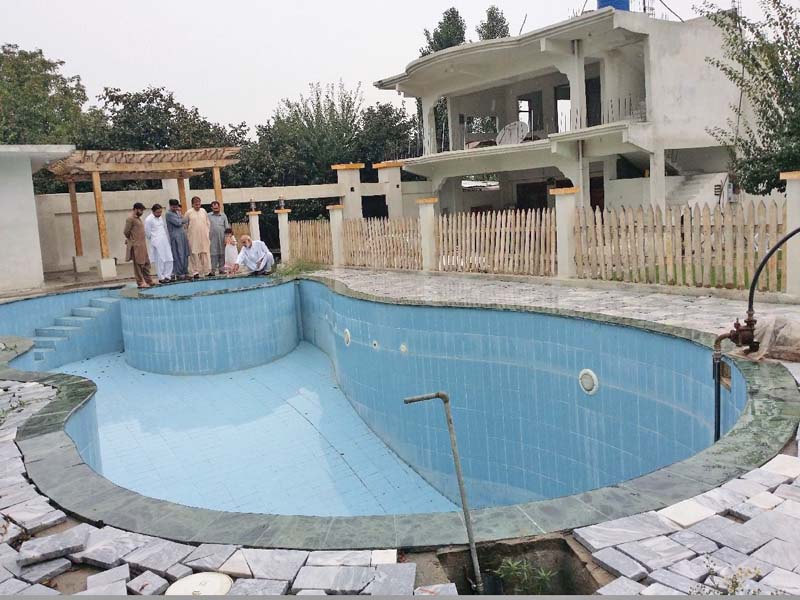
(48, 147), (240, 261)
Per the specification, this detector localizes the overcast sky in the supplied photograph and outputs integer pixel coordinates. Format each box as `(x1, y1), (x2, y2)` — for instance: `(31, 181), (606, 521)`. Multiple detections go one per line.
(2, 0), (795, 130)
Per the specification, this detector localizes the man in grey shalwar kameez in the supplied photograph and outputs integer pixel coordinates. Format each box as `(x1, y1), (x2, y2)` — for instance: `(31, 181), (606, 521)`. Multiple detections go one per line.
(208, 201), (230, 275)
(166, 199), (191, 279)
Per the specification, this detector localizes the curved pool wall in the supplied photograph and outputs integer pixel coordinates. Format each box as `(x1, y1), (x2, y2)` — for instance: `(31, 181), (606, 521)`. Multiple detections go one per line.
(297, 280), (746, 508)
(62, 277), (746, 511)
(121, 281), (299, 375)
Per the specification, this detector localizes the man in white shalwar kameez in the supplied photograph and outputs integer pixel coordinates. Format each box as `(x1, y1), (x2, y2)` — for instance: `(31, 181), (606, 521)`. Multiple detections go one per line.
(144, 204), (174, 283)
(233, 235), (274, 275)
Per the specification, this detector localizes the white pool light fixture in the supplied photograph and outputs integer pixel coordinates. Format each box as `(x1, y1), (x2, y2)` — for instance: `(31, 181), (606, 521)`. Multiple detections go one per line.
(579, 369), (599, 395)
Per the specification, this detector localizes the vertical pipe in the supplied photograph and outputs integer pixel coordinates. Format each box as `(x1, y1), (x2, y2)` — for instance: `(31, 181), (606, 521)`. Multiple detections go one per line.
(712, 352), (721, 442)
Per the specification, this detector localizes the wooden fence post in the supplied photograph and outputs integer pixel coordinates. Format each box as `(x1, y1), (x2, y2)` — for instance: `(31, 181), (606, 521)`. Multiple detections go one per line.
(781, 171), (800, 295)
(417, 197), (438, 272)
(327, 204), (345, 267)
(551, 187), (579, 279)
(275, 208), (291, 264)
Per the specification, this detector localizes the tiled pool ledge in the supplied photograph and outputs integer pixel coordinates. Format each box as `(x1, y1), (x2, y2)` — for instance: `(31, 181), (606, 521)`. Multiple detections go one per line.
(2, 272), (799, 550)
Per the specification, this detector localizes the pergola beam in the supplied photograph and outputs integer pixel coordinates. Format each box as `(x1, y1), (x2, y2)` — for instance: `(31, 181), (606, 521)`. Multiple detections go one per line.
(71, 159), (239, 174)
(55, 170), (204, 183)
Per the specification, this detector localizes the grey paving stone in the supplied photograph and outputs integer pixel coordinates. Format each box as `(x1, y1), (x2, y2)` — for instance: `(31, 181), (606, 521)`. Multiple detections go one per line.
(181, 543), (236, 572)
(729, 502), (764, 521)
(18, 522), (95, 566)
(689, 514), (736, 538)
(694, 553), (732, 575)
(218, 549), (251, 578)
(85, 564), (130, 588)
(363, 563), (417, 596)
(127, 570), (168, 596)
(0, 517), (23, 544)
(71, 527), (152, 569)
(734, 578), (779, 595)
(595, 577), (645, 596)
(413, 582), (459, 596)
(722, 479), (768, 498)
(591, 547), (647, 581)
(760, 568), (800, 595)
(668, 558), (709, 582)
(573, 512), (679, 552)
(694, 488), (747, 514)
(710, 546), (749, 567)
(3, 500), (66, 534)
(165, 562), (192, 582)
(19, 557), (71, 584)
(743, 510), (800, 547)
(0, 486), (41, 510)
(775, 499), (800, 520)
(291, 566), (375, 594)
(705, 574), (730, 591)
(307, 550), (372, 567)
(752, 538), (800, 571)
(774, 484), (800, 502)
(746, 491), (784, 510)
(240, 549), (308, 581)
(0, 565), (12, 583)
(0, 578), (30, 594)
(641, 582), (687, 595)
(646, 568), (716, 594)
(296, 590), (328, 595)
(701, 521), (773, 554)
(761, 455), (800, 479)
(123, 538), (194, 577)
(718, 556), (775, 581)
(617, 535), (695, 571)
(228, 578), (289, 595)
(18, 583), (60, 595)
(741, 468), (791, 490)
(657, 499), (716, 528)
(75, 580), (129, 595)
(669, 530), (718, 554)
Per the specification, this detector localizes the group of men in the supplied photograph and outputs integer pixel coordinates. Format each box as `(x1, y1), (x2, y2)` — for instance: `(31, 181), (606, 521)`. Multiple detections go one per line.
(124, 196), (274, 288)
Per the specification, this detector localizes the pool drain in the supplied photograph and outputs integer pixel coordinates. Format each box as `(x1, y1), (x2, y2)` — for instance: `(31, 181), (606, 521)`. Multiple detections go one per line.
(578, 369), (599, 395)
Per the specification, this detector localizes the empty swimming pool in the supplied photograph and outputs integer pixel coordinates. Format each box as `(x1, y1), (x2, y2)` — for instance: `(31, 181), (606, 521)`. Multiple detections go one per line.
(49, 278), (749, 517)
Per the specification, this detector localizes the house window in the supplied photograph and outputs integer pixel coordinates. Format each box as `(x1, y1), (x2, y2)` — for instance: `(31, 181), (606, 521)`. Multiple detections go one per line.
(518, 92), (544, 131)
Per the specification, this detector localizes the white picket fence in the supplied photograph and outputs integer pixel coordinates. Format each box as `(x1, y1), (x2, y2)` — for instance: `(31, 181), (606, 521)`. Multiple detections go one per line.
(438, 208), (557, 275)
(574, 199), (787, 291)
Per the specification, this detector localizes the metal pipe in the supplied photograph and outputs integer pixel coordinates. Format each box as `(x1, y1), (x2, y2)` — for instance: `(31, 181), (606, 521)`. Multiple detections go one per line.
(748, 225), (800, 314)
(711, 332), (731, 442)
(404, 392), (484, 594)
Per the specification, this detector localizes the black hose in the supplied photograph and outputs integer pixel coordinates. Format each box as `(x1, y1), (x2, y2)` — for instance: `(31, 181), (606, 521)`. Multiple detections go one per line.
(748, 225), (800, 313)
(712, 354), (722, 442)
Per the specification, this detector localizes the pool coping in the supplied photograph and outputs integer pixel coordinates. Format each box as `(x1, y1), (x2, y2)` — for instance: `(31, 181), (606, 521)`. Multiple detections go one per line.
(3, 273), (800, 550)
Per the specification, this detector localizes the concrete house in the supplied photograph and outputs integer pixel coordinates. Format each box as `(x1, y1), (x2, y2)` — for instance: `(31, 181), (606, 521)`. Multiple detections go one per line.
(375, 2), (743, 215)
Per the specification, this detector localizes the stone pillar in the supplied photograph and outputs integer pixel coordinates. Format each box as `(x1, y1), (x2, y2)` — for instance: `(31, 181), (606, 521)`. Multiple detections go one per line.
(327, 204), (344, 267)
(275, 208), (291, 264)
(417, 197), (438, 272)
(375, 161), (404, 219)
(332, 163), (365, 220)
(551, 186), (579, 279)
(649, 148), (667, 209)
(781, 172), (800, 296)
(247, 210), (261, 242)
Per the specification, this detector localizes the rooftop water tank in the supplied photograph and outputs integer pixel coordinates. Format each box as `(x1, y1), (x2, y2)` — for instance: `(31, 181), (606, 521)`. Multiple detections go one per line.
(598, 0), (630, 9)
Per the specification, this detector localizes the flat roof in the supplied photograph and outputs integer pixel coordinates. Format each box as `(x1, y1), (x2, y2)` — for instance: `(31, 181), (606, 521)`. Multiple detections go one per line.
(0, 145), (75, 173)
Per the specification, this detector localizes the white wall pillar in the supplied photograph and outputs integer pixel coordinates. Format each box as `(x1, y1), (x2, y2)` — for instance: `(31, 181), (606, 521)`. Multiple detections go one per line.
(332, 163), (364, 220)
(551, 186), (579, 279)
(247, 210), (261, 241)
(275, 208), (291, 264)
(570, 40), (587, 130)
(649, 148), (666, 209)
(421, 96), (438, 156)
(327, 204), (344, 267)
(417, 197), (438, 272)
(375, 162), (404, 219)
(1, 155), (44, 291)
(781, 172), (800, 296)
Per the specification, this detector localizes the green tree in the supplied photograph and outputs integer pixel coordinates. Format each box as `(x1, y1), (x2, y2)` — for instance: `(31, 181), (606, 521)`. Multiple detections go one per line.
(476, 6), (510, 40)
(420, 7), (467, 56)
(358, 102), (420, 180)
(0, 44), (86, 144)
(701, 0), (800, 195)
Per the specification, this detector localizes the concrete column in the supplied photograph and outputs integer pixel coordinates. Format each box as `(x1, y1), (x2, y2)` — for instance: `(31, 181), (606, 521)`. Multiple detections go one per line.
(327, 204), (344, 267)
(551, 186), (579, 279)
(781, 172), (800, 296)
(332, 163), (364, 220)
(417, 197), (438, 272)
(275, 208), (291, 264)
(0, 155), (45, 292)
(570, 40), (587, 129)
(375, 161), (404, 219)
(421, 96), (438, 155)
(247, 210), (261, 242)
(649, 148), (667, 209)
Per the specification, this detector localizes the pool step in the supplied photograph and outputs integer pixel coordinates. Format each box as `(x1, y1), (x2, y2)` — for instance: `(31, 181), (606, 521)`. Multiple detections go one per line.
(54, 316), (94, 328)
(31, 336), (68, 350)
(33, 347), (55, 362)
(35, 326), (80, 338)
(90, 297), (120, 309)
(72, 306), (107, 318)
